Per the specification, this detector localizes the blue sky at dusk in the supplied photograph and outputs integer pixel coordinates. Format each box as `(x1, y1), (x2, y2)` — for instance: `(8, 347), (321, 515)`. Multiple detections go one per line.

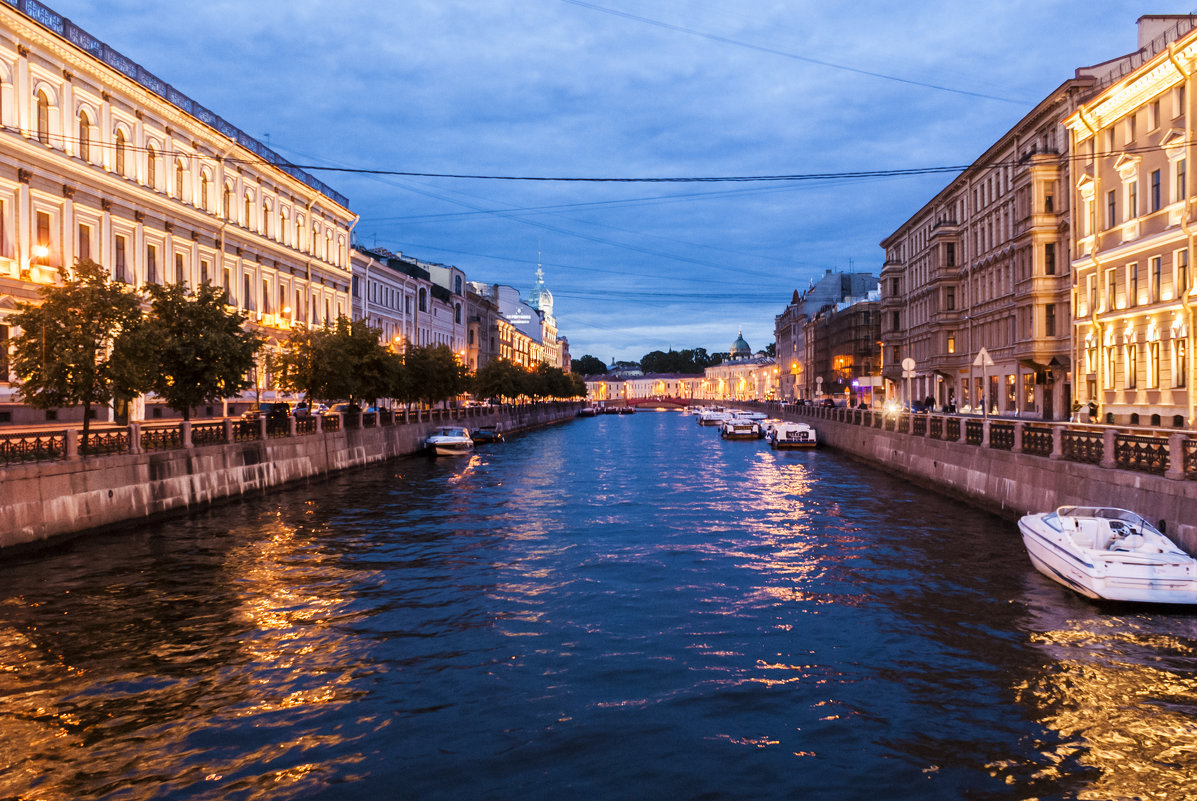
(45, 0), (1178, 362)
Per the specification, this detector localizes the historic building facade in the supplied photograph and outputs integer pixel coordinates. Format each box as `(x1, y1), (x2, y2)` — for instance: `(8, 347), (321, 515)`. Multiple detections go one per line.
(1065, 18), (1197, 427)
(0, 2), (356, 424)
(880, 16), (1196, 421)
(802, 290), (882, 406)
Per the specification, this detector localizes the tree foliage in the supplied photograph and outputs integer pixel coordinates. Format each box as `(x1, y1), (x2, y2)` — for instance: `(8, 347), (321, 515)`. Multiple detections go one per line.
(475, 359), (585, 402)
(571, 354), (607, 375)
(639, 348), (716, 374)
(8, 260), (143, 443)
(272, 316), (397, 405)
(134, 282), (263, 420)
(400, 344), (471, 406)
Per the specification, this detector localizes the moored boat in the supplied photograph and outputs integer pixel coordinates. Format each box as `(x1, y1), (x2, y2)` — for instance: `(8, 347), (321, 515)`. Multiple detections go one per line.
(697, 409), (730, 426)
(426, 426), (475, 456)
(471, 425), (504, 443)
(769, 422), (817, 449)
(577, 407), (599, 417)
(1018, 506), (1197, 603)
(721, 419), (764, 439)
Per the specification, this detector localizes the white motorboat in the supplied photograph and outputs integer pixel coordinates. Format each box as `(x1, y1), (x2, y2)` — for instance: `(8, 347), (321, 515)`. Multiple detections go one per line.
(769, 422), (817, 449)
(730, 410), (767, 421)
(697, 409), (731, 426)
(720, 419), (763, 440)
(426, 426), (475, 456)
(1018, 506), (1197, 603)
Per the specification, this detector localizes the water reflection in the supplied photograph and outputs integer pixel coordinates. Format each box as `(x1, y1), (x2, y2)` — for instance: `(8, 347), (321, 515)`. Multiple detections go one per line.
(3, 413), (1197, 799)
(1013, 580), (1197, 799)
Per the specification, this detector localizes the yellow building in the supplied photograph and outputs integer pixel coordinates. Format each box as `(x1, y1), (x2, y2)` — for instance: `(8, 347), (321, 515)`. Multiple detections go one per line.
(1065, 17), (1197, 427)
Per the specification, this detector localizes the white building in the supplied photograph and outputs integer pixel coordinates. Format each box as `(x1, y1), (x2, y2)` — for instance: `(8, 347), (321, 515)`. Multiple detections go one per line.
(0, 2), (356, 424)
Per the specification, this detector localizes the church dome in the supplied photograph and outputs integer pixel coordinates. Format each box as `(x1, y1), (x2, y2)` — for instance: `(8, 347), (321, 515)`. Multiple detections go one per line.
(730, 329), (751, 358)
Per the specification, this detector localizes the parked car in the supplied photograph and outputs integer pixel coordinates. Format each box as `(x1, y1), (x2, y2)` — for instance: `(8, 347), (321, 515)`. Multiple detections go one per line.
(293, 401), (328, 417)
(331, 403), (362, 415)
(241, 402), (291, 430)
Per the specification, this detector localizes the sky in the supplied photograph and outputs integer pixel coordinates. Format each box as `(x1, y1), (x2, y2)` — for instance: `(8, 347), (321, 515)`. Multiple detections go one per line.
(38, 0), (1186, 363)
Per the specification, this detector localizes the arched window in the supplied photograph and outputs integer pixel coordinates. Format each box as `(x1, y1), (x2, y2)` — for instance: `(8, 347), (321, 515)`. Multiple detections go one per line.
(244, 193), (253, 227)
(312, 223), (320, 257)
(175, 159), (185, 200)
(280, 209), (290, 244)
(262, 201), (270, 238)
(146, 144), (157, 189)
(223, 183), (232, 220)
(200, 173), (209, 211)
(325, 231), (331, 263)
(77, 110), (90, 161)
(114, 129), (126, 176)
(36, 90), (50, 144)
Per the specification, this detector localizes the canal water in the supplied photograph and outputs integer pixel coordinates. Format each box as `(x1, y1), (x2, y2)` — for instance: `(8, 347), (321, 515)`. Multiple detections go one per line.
(3, 411), (1197, 800)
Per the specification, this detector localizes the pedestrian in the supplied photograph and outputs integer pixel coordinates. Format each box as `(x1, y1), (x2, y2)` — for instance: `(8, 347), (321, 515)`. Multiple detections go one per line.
(1087, 400), (1097, 423)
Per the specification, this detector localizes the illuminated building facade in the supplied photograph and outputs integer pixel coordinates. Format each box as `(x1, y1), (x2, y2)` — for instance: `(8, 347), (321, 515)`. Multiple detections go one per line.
(1066, 17), (1197, 427)
(802, 290), (881, 405)
(0, 1), (355, 424)
(880, 17), (1191, 420)
(695, 330), (777, 401)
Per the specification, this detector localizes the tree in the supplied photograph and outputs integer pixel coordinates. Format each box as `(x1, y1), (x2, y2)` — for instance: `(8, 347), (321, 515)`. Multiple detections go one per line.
(272, 316), (395, 406)
(571, 354), (607, 375)
(135, 282), (263, 420)
(474, 359), (526, 403)
(8, 259), (144, 448)
(400, 344), (471, 407)
(764, 342), (777, 358)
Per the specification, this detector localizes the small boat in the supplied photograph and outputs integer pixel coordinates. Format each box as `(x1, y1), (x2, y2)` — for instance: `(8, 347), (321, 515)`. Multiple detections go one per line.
(577, 407), (599, 417)
(769, 422), (817, 449)
(730, 410), (767, 421)
(471, 425), (504, 443)
(426, 426), (475, 456)
(617, 406), (635, 415)
(721, 419), (763, 440)
(1018, 506), (1197, 603)
(697, 409), (730, 426)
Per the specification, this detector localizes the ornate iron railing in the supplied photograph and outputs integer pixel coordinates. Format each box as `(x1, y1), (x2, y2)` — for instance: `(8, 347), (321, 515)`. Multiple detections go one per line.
(1186, 440), (1197, 479)
(1115, 434), (1169, 475)
(0, 430), (66, 464)
(989, 422), (1014, 451)
(1022, 425), (1053, 457)
(945, 418), (961, 441)
(191, 422), (226, 447)
(911, 416), (926, 436)
(322, 414), (341, 433)
(1062, 429), (1103, 465)
(296, 417), (317, 435)
(965, 420), (984, 446)
(81, 429), (129, 456)
(141, 425), (182, 451)
(929, 417), (943, 439)
(232, 421), (259, 443)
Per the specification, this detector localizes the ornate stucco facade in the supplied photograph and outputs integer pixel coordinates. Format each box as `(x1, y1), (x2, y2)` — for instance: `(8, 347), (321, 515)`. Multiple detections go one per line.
(0, 2), (356, 424)
(1066, 17), (1197, 427)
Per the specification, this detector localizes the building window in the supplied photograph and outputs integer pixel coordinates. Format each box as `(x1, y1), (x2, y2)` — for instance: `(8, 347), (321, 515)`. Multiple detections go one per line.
(34, 211), (51, 266)
(418, 288), (427, 312)
(1128, 180), (1138, 219)
(200, 259), (209, 285)
(1044, 242), (1055, 276)
(890, 277), (899, 295)
(262, 279), (271, 314)
(946, 287), (955, 310)
(454, 303), (462, 324)
(1177, 339), (1188, 388)
(1126, 343), (1138, 389)
(1021, 373), (1035, 412)
(1107, 189), (1117, 228)
(1104, 346), (1116, 389)
(0, 325), (8, 383)
(77, 111), (90, 161)
(244, 274), (253, 311)
(945, 242), (956, 267)
(946, 332), (955, 354)
(175, 160), (185, 201)
(1151, 170), (1161, 212)
(1087, 274), (1096, 315)
(36, 90), (50, 145)
(175, 252), (185, 284)
(115, 235), (127, 282)
(201, 175), (210, 211)
(146, 244), (158, 284)
(1129, 263), (1139, 307)
(1151, 256), (1161, 301)
(1150, 100), (1160, 130)
(296, 289), (304, 322)
(115, 129), (126, 177)
(891, 311), (900, 330)
(1086, 342), (1097, 374)
(1106, 268), (1117, 310)
(455, 275), (463, 294)
(244, 195), (253, 228)
(77, 223), (90, 263)
(1178, 159), (1187, 202)
(1045, 303), (1056, 337)
(262, 202), (270, 238)
(147, 144), (157, 189)
(1177, 250), (1190, 298)
(1148, 340), (1160, 388)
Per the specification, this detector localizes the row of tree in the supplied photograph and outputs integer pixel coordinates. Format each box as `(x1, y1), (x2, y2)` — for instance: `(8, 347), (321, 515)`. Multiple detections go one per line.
(8, 262), (583, 441)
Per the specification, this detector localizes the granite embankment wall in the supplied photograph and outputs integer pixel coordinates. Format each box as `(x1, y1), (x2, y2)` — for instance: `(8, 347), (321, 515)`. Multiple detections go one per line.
(0, 403), (577, 553)
(753, 403), (1197, 553)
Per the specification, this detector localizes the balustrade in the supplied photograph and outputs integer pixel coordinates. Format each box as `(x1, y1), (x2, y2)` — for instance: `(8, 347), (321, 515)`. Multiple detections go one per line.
(988, 422), (1014, 451)
(1021, 425), (1053, 457)
(1114, 433), (1169, 475)
(0, 431), (67, 465)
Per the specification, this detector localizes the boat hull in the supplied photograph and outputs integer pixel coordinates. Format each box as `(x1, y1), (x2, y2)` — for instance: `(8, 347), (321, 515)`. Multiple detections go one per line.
(1019, 516), (1197, 604)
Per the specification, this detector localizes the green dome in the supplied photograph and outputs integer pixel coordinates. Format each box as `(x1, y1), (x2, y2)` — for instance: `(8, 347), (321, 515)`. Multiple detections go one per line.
(730, 329), (751, 358)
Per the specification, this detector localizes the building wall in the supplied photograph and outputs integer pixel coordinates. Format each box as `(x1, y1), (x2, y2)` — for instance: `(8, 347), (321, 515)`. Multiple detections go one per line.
(0, 4), (355, 425)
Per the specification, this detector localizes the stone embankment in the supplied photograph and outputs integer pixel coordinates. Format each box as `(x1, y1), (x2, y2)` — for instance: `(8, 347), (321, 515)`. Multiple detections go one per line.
(0, 403), (579, 554)
(750, 402), (1197, 552)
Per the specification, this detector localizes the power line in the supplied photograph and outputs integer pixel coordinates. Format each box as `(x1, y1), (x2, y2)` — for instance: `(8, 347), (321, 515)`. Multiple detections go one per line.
(556, 0), (1032, 106)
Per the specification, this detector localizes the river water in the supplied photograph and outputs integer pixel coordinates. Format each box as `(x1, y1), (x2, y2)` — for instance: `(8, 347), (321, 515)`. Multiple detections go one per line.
(2, 411), (1197, 800)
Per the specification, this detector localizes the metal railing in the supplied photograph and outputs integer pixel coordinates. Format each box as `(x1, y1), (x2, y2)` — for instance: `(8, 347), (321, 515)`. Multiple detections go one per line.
(989, 422), (1014, 451)
(1022, 425), (1053, 458)
(141, 425), (182, 451)
(1115, 433), (1169, 475)
(0, 430), (66, 465)
(1062, 429), (1103, 465)
(191, 422), (226, 447)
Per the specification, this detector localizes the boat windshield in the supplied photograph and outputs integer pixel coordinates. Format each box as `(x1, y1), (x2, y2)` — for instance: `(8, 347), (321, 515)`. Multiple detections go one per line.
(1057, 506), (1162, 537)
(437, 428), (466, 437)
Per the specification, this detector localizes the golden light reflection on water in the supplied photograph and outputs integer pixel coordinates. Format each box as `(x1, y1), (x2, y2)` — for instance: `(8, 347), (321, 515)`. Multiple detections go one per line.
(1011, 597), (1197, 800)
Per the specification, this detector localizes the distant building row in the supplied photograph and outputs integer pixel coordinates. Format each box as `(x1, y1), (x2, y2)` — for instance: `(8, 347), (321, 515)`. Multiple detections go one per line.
(0, 1), (566, 425)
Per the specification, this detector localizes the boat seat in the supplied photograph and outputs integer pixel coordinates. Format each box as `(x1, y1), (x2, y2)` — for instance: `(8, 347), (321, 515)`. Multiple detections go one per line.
(1109, 533), (1145, 552)
(1071, 529), (1097, 550)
